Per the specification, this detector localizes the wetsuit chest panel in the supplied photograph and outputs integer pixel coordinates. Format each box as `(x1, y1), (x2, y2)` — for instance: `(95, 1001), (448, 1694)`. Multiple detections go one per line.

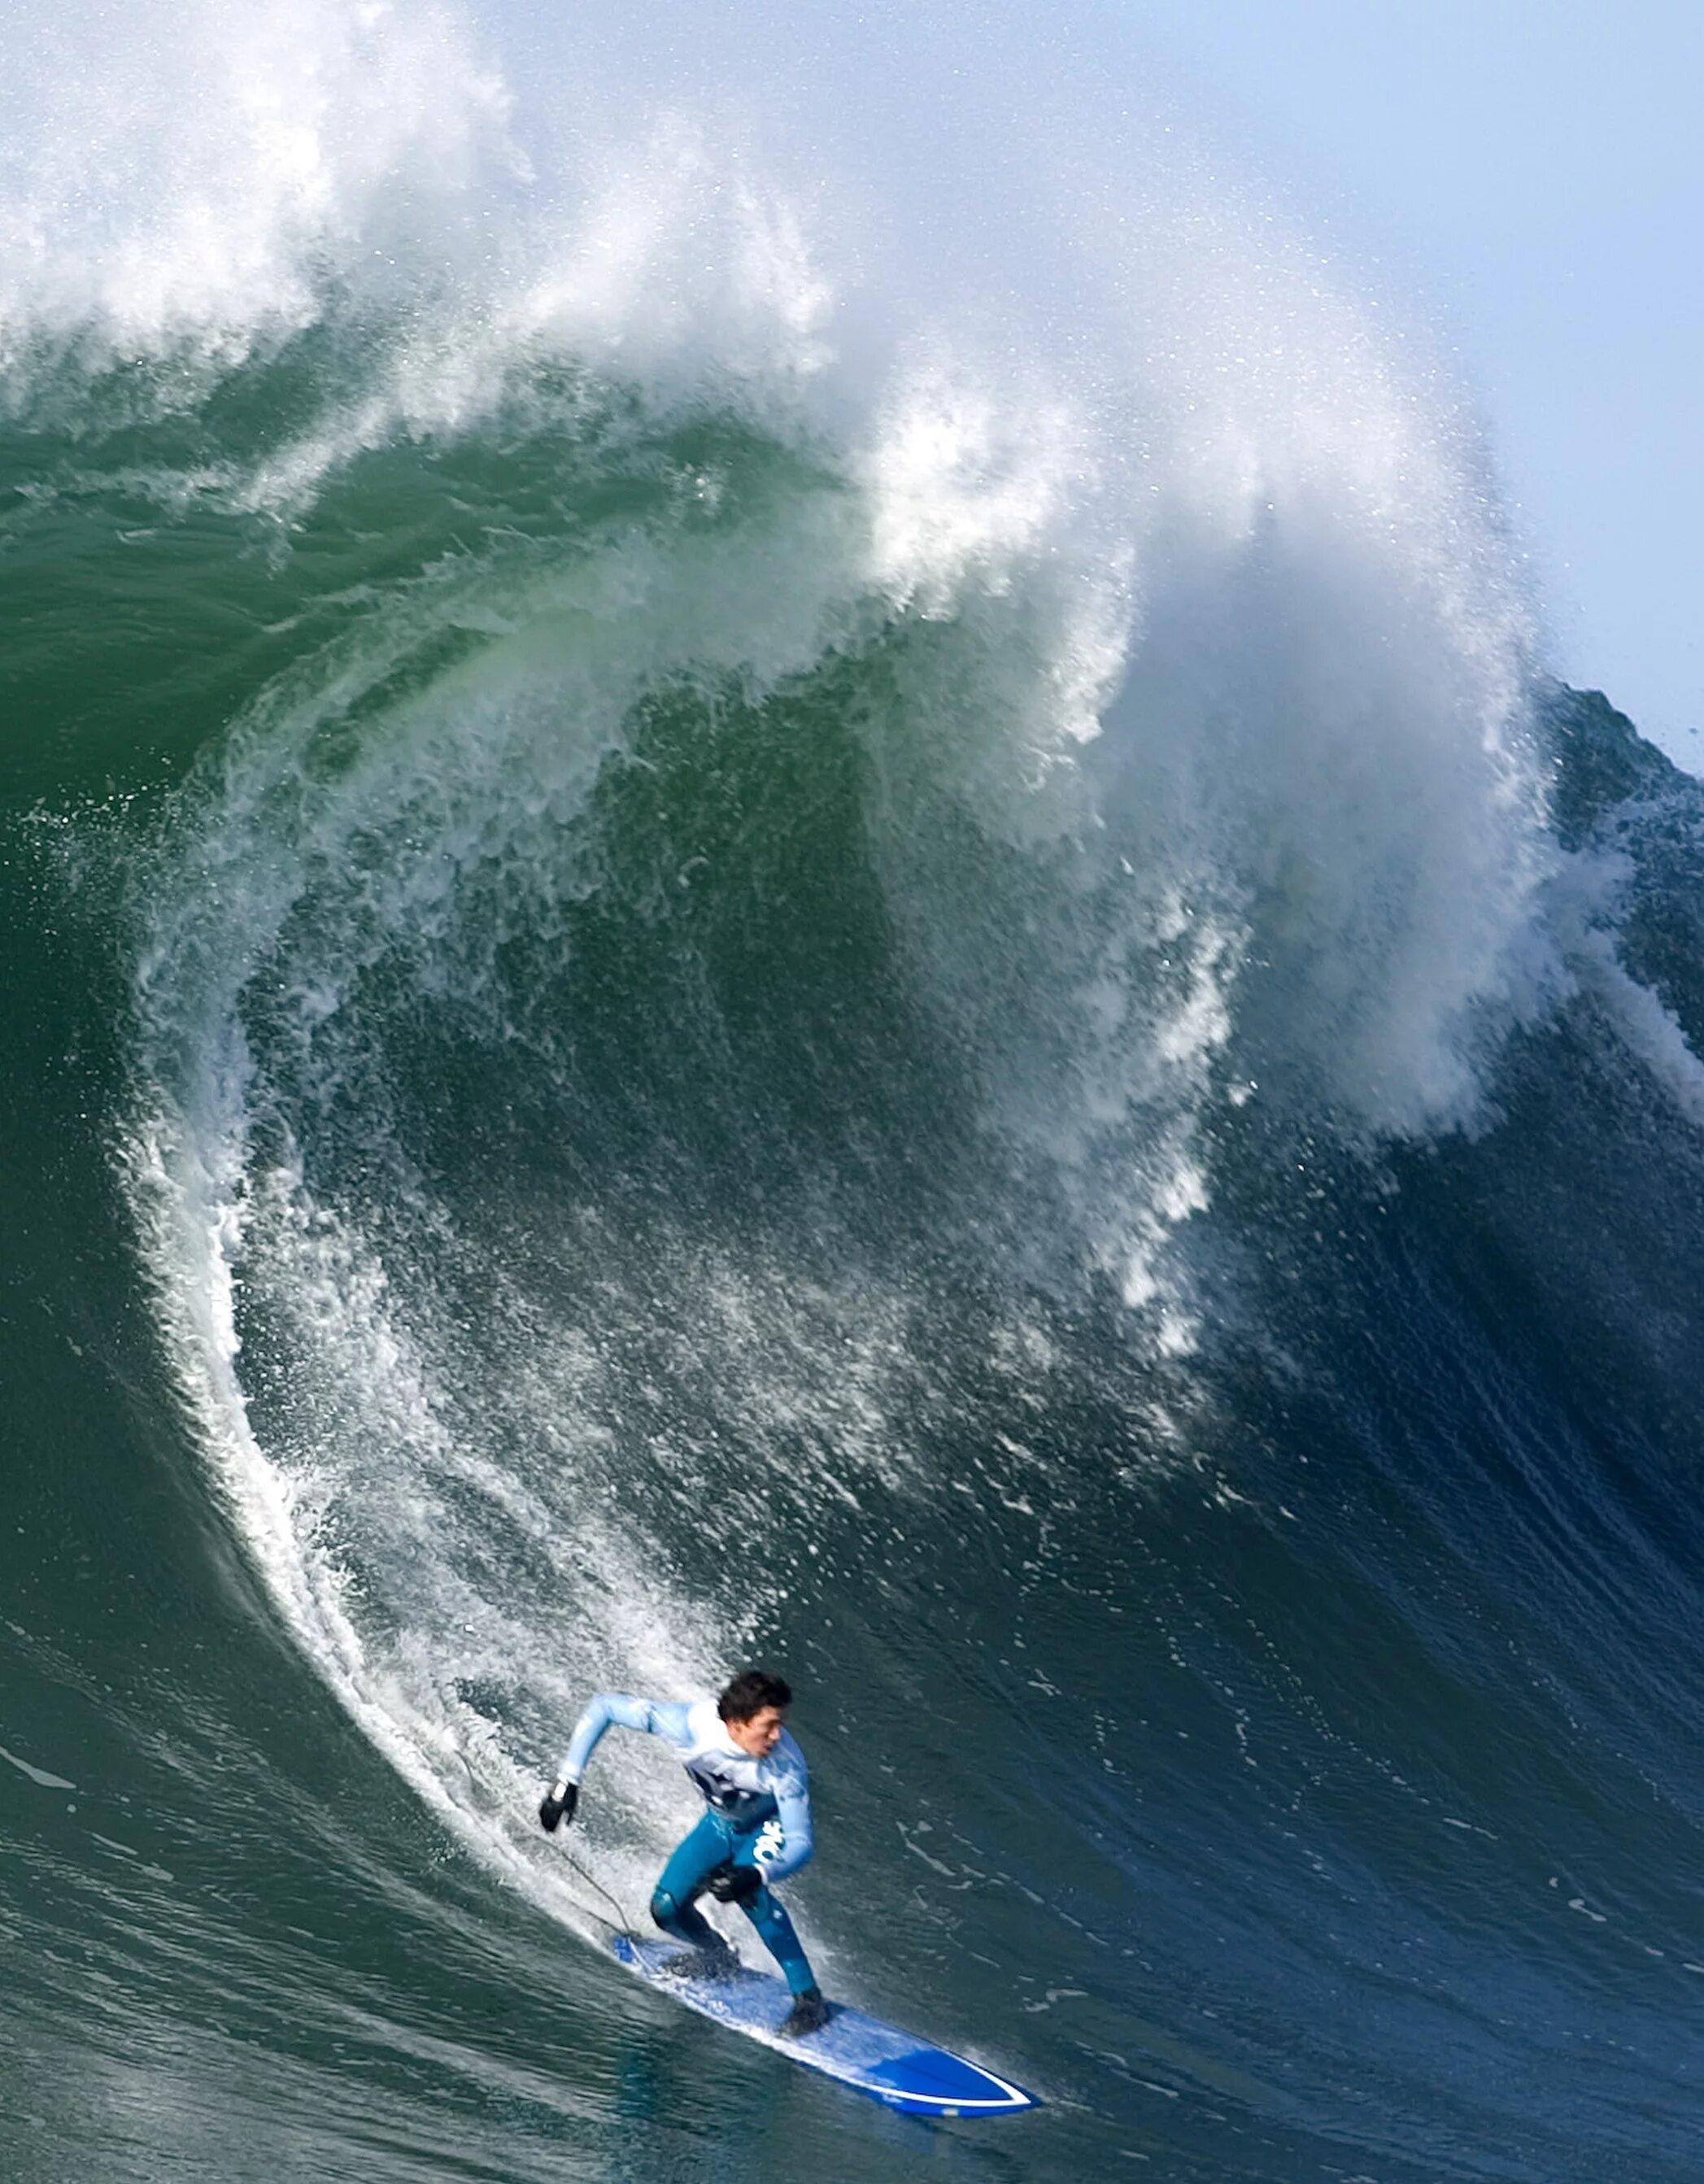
(678, 1700), (800, 1829)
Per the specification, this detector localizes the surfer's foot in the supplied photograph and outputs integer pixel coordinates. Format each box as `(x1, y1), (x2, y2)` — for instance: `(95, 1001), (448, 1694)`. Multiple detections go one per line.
(779, 1986), (829, 2039)
(649, 1938), (739, 1983)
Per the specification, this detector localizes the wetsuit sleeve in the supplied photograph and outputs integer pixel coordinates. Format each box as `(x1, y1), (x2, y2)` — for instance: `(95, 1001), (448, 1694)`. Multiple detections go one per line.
(560, 1694), (692, 1783)
(761, 1778), (815, 1884)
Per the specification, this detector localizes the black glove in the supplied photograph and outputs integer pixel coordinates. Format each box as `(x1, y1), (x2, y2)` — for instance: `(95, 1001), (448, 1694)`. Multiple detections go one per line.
(706, 1861), (762, 1907)
(538, 1780), (578, 1833)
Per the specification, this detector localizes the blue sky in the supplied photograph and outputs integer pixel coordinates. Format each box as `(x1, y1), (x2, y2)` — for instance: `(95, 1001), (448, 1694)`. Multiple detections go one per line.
(1105, 0), (1702, 765)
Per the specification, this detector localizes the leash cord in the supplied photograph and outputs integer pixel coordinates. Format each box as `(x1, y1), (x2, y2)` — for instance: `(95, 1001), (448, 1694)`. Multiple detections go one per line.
(561, 1845), (638, 1935)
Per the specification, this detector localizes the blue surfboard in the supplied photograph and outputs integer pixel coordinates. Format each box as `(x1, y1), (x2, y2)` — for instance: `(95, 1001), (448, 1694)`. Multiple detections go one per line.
(607, 1933), (1037, 2118)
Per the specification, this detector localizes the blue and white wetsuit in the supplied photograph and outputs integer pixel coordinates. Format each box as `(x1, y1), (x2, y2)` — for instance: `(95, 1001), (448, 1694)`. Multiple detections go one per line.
(560, 1694), (817, 1994)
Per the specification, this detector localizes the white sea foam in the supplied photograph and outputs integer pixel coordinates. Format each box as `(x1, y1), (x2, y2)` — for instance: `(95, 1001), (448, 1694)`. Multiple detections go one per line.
(1575, 929), (1704, 1131)
(127, 1088), (746, 1946)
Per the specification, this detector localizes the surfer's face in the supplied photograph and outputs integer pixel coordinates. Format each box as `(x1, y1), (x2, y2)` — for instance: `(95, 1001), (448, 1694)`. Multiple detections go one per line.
(726, 1705), (787, 1758)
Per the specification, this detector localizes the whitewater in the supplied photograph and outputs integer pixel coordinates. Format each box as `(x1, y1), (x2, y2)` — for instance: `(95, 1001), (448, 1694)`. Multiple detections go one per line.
(5, 3), (1704, 2180)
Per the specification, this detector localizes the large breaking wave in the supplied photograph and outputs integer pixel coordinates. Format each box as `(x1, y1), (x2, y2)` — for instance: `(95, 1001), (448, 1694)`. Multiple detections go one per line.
(7, 5), (1703, 2177)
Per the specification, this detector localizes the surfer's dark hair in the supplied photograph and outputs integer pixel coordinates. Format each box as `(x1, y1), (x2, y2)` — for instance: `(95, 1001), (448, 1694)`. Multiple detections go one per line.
(718, 1669), (792, 1722)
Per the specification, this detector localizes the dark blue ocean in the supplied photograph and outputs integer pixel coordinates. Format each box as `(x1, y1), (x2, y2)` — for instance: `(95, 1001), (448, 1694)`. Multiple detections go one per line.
(5, 7), (1704, 2177)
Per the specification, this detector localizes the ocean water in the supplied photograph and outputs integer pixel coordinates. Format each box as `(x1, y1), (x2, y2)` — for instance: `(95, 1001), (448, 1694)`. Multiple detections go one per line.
(6, 6), (1704, 2178)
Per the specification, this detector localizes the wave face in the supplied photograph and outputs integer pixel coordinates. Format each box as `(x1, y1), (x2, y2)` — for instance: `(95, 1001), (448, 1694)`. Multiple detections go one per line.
(6, 7), (1704, 2181)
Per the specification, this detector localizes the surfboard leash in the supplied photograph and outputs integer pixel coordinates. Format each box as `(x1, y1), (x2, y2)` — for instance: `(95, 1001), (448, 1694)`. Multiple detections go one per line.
(560, 1845), (638, 1936)
(451, 1750), (638, 1936)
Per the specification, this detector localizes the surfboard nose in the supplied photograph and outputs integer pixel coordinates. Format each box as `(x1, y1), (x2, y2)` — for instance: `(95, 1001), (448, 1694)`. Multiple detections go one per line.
(865, 2047), (1039, 2116)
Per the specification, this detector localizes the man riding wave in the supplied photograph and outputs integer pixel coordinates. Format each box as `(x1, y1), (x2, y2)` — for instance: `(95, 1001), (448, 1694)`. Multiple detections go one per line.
(538, 1667), (829, 2038)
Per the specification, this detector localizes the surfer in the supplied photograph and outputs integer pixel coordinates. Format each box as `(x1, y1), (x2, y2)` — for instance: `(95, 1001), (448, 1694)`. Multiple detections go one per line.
(539, 1668), (830, 2038)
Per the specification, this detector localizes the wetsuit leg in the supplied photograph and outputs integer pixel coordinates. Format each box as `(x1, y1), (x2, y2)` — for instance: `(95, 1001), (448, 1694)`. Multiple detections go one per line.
(650, 1811), (735, 1951)
(730, 1843), (817, 1996)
